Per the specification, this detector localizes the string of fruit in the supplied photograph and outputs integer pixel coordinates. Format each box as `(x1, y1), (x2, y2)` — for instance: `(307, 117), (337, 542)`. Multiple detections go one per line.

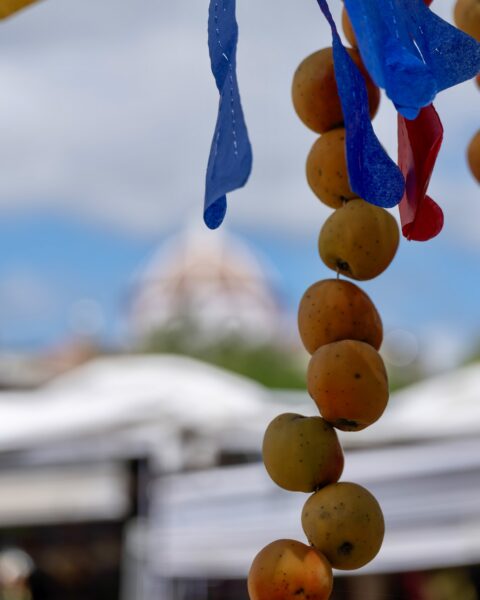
(453, 0), (480, 183)
(247, 10), (400, 600)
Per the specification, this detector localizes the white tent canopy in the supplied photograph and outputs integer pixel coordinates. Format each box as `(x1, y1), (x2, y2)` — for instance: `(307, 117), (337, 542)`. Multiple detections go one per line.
(152, 435), (480, 578)
(0, 355), (269, 456)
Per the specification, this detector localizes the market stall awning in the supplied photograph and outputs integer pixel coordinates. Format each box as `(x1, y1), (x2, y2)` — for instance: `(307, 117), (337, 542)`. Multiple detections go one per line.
(151, 434), (480, 578)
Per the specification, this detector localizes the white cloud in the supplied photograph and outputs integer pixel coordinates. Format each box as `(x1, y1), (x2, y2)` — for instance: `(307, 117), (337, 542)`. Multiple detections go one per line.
(0, 0), (475, 243)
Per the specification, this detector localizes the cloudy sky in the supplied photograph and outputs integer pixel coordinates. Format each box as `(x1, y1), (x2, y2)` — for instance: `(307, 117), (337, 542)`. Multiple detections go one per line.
(0, 0), (477, 369)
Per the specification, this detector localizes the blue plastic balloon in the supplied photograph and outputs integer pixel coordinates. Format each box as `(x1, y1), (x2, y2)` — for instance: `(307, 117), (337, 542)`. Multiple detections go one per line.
(344, 0), (480, 119)
(204, 0), (252, 229)
(316, 0), (405, 208)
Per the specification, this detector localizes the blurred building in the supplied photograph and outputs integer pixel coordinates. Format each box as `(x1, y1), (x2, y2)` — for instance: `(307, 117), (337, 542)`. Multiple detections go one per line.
(128, 225), (285, 346)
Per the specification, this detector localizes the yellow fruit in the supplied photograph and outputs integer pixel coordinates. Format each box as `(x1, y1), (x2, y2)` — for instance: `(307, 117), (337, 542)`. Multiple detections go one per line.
(318, 198), (399, 280)
(292, 47), (380, 134)
(306, 129), (355, 208)
(248, 539), (333, 600)
(342, 8), (357, 47)
(0, 0), (38, 19)
(467, 129), (480, 183)
(302, 482), (385, 570)
(454, 0), (480, 41)
(262, 413), (344, 493)
(307, 340), (389, 431)
(298, 278), (383, 354)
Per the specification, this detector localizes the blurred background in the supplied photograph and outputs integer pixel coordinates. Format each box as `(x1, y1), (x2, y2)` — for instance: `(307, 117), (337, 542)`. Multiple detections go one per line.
(0, 0), (477, 598)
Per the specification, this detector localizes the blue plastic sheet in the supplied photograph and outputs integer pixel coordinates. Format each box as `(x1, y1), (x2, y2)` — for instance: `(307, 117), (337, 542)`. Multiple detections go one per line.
(344, 0), (480, 119)
(204, 0), (252, 229)
(316, 0), (405, 208)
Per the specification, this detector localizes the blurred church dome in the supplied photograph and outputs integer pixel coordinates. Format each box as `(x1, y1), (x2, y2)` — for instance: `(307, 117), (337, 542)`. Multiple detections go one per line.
(129, 225), (283, 344)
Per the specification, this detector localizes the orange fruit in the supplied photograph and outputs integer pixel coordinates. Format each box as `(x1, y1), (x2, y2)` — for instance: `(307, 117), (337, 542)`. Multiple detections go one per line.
(298, 279), (383, 354)
(307, 340), (389, 431)
(292, 47), (380, 134)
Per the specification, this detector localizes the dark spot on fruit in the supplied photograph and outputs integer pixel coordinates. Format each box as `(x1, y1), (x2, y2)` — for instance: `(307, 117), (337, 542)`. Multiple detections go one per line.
(294, 588), (305, 596)
(338, 541), (354, 556)
(354, 373), (361, 379)
(336, 259), (351, 273)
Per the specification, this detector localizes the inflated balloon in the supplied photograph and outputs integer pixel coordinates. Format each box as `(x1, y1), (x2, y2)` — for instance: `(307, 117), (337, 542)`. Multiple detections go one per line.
(205, 0), (252, 229)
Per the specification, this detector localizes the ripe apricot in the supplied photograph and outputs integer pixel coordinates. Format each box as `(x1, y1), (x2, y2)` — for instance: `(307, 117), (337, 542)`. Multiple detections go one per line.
(262, 413), (344, 493)
(307, 340), (388, 431)
(298, 278), (383, 354)
(467, 129), (480, 183)
(454, 0), (480, 40)
(306, 129), (355, 208)
(301, 482), (385, 570)
(292, 47), (380, 134)
(248, 539), (333, 600)
(318, 198), (399, 280)
(342, 8), (357, 47)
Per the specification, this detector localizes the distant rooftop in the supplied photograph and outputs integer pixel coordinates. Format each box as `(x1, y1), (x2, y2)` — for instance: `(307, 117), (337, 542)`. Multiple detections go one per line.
(129, 225), (284, 344)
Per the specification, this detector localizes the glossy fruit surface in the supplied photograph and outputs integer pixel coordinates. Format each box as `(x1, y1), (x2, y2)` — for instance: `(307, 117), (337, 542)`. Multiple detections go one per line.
(318, 199), (399, 280)
(302, 482), (385, 570)
(307, 340), (389, 431)
(306, 129), (355, 208)
(298, 278), (383, 354)
(263, 413), (344, 492)
(292, 47), (380, 134)
(248, 539), (333, 600)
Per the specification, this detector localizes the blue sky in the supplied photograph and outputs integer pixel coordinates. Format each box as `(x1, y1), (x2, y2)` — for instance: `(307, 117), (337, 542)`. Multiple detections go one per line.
(0, 0), (477, 370)
(0, 210), (478, 372)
